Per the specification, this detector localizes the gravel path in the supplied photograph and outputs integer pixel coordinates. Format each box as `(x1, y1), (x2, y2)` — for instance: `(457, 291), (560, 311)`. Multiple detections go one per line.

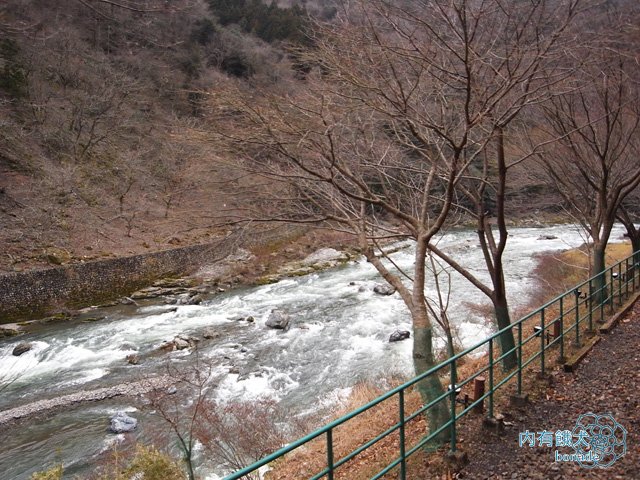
(458, 301), (640, 479)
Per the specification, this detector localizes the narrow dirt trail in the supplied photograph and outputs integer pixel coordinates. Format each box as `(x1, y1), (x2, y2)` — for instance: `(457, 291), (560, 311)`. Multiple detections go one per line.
(458, 302), (640, 479)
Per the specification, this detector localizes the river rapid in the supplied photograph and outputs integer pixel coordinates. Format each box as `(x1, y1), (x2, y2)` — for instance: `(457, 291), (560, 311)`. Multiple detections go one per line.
(0, 225), (628, 479)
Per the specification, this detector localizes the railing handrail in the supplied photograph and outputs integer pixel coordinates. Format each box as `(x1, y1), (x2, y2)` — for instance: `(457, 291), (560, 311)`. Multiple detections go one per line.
(224, 249), (640, 480)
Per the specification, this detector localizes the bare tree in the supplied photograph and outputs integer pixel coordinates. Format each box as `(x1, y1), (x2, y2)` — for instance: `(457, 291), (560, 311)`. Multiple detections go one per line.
(537, 51), (640, 301)
(145, 356), (214, 480)
(617, 189), (640, 263)
(213, 0), (584, 437)
(195, 398), (293, 480)
(373, 0), (584, 370)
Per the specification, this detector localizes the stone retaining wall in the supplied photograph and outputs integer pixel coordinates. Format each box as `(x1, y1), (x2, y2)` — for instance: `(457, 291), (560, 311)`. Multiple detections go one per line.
(0, 226), (305, 323)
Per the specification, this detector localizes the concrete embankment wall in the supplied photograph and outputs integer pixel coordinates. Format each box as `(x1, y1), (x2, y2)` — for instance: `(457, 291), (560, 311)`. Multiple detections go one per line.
(0, 227), (304, 323)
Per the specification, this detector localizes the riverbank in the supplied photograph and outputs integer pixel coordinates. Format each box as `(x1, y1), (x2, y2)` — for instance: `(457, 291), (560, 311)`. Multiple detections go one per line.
(0, 226), (359, 328)
(0, 215), (572, 326)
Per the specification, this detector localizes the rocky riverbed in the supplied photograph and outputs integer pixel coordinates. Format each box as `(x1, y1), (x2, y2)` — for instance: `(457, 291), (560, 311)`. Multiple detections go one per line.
(0, 376), (173, 426)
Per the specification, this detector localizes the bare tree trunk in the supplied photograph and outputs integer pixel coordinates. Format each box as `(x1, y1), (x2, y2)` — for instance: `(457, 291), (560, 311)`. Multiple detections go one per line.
(412, 238), (449, 445)
(617, 206), (640, 264)
(592, 242), (608, 304)
(491, 292), (517, 370)
(412, 322), (450, 445)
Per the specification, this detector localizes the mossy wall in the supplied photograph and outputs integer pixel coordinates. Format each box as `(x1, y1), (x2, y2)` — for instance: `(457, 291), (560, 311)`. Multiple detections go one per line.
(0, 242), (227, 323)
(0, 226), (306, 323)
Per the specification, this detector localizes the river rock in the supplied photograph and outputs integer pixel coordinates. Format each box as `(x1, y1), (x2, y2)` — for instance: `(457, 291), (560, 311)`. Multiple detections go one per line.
(130, 286), (163, 300)
(189, 294), (204, 305)
(153, 278), (196, 289)
(0, 325), (22, 338)
(173, 335), (198, 350)
(389, 330), (411, 342)
(12, 342), (32, 356)
(266, 309), (290, 330)
(374, 284), (397, 296)
(172, 292), (204, 305)
(537, 235), (558, 240)
(126, 354), (140, 365)
(302, 248), (349, 267)
(109, 412), (138, 433)
(175, 293), (193, 305)
(202, 328), (220, 340)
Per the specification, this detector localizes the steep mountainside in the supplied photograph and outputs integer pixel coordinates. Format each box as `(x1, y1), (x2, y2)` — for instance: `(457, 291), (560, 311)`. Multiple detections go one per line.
(0, 0), (326, 273)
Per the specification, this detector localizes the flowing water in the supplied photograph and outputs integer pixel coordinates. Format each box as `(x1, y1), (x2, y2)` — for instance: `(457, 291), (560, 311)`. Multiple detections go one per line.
(0, 225), (628, 479)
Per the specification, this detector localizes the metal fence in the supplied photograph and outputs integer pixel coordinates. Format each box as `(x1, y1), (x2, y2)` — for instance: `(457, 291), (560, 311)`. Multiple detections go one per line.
(224, 250), (640, 480)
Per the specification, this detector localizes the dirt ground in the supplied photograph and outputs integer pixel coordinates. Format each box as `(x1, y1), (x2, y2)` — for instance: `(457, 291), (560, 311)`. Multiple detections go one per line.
(456, 301), (640, 480)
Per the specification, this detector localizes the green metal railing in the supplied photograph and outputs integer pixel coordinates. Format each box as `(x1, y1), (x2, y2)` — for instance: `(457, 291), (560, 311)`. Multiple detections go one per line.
(224, 250), (640, 480)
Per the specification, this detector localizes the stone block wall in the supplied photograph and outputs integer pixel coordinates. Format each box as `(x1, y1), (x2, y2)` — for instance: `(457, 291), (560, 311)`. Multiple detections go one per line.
(0, 226), (306, 323)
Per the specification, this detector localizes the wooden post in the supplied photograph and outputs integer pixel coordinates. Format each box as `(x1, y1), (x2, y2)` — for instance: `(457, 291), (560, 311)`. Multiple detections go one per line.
(473, 377), (485, 413)
(553, 319), (561, 338)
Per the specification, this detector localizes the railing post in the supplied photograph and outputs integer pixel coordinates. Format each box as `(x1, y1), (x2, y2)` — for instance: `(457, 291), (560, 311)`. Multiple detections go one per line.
(450, 360), (457, 452)
(618, 262), (623, 306)
(517, 323), (522, 395)
(609, 269), (615, 313)
(488, 339), (494, 418)
(599, 275), (605, 323)
(326, 429), (334, 480)
(540, 308), (545, 376)
(626, 258), (630, 299)
(575, 289), (581, 347)
(399, 390), (406, 480)
(588, 279), (593, 329)
(559, 296), (564, 362)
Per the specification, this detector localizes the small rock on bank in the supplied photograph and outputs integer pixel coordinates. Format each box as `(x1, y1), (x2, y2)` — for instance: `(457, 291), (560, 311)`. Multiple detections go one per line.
(109, 412), (138, 433)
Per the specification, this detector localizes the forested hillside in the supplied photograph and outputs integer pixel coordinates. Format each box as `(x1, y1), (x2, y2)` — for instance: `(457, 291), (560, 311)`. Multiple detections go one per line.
(1, 0), (638, 276)
(0, 0), (332, 273)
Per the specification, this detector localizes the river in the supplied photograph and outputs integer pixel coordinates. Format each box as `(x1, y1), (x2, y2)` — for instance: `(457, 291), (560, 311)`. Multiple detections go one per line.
(0, 225), (628, 479)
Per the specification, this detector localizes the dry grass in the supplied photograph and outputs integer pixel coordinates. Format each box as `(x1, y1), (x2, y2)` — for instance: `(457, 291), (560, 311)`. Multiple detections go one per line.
(265, 381), (455, 480)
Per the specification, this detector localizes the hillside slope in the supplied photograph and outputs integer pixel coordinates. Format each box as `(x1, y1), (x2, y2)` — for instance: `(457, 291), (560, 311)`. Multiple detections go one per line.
(0, 0), (317, 273)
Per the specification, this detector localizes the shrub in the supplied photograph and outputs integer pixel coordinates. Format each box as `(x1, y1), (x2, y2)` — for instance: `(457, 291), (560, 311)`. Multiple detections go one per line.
(123, 445), (185, 480)
(30, 465), (63, 480)
(0, 38), (28, 98)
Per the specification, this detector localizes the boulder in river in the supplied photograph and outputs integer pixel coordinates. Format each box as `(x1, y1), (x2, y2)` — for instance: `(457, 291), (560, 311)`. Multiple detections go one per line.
(109, 412), (138, 433)
(202, 328), (220, 340)
(374, 284), (397, 296)
(389, 330), (411, 343)
(537, 235), (558, 240)
(173, 335), (198, 350)
(12, 342), (32, 356)
(266, 309), (290, 330)
(189, 294), (204, 305)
